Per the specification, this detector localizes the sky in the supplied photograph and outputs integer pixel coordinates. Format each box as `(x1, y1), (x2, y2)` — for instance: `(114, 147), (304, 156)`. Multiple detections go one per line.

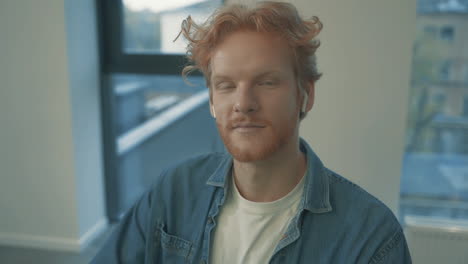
(123, 0), (207, 13)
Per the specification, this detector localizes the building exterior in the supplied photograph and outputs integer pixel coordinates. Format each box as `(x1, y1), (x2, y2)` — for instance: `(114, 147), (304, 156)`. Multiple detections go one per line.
(411, 0), (468, 153)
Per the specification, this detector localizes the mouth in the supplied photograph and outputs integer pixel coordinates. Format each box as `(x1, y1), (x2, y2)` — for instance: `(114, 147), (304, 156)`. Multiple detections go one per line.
(232, 123), (266, 132)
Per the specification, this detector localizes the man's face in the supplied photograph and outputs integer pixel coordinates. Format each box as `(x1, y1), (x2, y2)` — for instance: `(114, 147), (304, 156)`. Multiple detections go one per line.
(210, 30), (305, 162)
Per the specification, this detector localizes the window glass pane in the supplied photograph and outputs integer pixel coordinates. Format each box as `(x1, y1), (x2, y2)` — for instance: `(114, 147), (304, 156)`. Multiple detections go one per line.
(122, 0), (222, 54)
(400, 0), (468, 223)
(440, 25), (455, 42)
(112, 74), (206, 136)
(439, 60), (451, 81)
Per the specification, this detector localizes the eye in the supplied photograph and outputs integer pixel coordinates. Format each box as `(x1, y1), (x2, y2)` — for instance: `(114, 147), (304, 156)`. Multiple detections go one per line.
(216, 82), (235, 90)
(257, 80), (277, 87)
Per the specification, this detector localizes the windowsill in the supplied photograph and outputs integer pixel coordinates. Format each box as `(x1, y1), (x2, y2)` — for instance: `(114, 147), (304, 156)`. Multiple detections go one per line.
(116, 90), (209, 155)
(405, 215), (468, 233)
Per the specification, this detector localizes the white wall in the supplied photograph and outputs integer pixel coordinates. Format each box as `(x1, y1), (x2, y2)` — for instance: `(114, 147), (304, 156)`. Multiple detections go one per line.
(0, 0), (106, 251)
(299, 0), (416, 214)
(298, 0), (416, 213)
(228, 0), (416, 214)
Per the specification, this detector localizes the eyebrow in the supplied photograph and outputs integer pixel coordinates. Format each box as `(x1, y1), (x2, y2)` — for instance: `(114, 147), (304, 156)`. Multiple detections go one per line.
(254, 71), (282, 79)
(211, 75), (232, 83)
(212, 71), (282, 82)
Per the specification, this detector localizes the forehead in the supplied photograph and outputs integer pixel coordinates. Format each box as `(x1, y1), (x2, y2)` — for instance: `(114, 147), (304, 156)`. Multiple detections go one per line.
(210, 31), (295, 80)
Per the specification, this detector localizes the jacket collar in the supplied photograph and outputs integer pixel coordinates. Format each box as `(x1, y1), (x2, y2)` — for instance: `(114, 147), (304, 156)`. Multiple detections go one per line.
(206, 138), (332, 214)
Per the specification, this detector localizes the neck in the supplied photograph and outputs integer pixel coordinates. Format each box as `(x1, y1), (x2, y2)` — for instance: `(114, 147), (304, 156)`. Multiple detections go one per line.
(232, 138), (307, 202)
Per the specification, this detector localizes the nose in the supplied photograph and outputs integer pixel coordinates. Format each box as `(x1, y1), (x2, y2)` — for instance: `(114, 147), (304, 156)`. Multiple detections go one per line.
(233, 83), (259, 114)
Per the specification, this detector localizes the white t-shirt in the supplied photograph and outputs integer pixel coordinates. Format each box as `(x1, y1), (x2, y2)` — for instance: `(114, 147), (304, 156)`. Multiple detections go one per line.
(209, 172), (305, 264)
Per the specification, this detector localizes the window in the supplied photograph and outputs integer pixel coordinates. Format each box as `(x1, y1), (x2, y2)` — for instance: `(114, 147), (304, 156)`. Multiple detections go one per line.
(100, 0), (222, 74)
(400, 0), (468, 225)
(439, 60), (451, 81)
(440, 25), (455, 42)
(100, 0), (223, 136)
(122, 0), (220, 54)
(98, 0), (224, 220)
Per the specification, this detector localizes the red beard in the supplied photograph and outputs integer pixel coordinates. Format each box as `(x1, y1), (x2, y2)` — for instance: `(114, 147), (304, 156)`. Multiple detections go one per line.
(216, 116), (297, 162)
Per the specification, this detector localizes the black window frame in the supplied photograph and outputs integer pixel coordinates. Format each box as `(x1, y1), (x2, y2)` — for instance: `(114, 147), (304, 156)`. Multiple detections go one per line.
(98, 0), (201, 75)
(95, 0), (223, 220)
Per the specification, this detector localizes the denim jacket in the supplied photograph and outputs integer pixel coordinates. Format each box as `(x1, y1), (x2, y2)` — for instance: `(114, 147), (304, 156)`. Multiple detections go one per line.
(92, 139), (411, 263)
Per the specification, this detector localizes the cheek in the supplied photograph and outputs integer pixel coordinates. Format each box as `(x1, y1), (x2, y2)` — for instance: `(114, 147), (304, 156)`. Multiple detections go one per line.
(274, 92), (300, 116)
(212, 97), (232, 123)
(214, 97), (230, 114)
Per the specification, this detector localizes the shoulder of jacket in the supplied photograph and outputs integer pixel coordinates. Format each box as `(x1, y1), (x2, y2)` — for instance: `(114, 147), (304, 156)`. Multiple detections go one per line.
(325, 167), (398, 223)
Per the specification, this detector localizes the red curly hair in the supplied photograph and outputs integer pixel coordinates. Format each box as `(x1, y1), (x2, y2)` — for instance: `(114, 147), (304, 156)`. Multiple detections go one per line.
(179, 1), (322, 93)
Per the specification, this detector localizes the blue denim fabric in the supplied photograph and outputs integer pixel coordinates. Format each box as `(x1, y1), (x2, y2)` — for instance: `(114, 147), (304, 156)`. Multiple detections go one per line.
(91, 139), (412, 263)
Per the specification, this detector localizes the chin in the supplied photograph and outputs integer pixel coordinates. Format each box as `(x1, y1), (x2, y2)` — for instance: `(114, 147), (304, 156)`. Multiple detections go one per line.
(227, 139), (279, 162)
(218, 126), (294, 162)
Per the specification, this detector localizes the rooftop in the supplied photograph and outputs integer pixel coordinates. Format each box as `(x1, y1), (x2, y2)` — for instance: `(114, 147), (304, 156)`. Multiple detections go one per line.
(419, 0), (468, 14)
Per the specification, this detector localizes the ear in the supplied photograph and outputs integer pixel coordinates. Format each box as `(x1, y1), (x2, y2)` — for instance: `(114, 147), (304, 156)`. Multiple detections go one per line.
(209, 101), (216, 118)
(208, 86), (216, 118)
(304, 81), (315, 113)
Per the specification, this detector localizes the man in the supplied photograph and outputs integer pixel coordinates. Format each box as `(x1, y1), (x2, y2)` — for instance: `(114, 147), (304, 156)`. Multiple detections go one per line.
(92, 1), (411, 263)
